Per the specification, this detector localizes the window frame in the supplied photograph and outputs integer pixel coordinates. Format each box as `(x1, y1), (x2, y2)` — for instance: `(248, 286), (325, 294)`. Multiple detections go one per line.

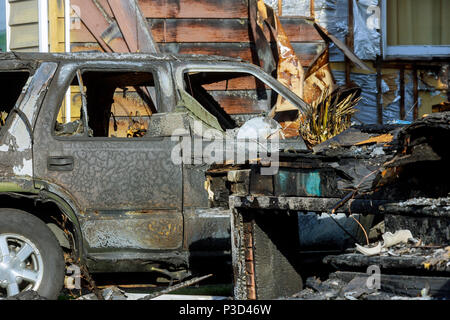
(52, 66), (162, 141)
(381, 0), (450, 59)
(174, 61), (310, 116)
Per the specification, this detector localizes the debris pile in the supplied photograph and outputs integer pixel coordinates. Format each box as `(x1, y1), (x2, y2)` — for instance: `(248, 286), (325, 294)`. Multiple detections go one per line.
(74, 274), (215, 300)
(291, 272), (446, 300)
(295, 230), (449, 300)
(1, 290), (47, 300)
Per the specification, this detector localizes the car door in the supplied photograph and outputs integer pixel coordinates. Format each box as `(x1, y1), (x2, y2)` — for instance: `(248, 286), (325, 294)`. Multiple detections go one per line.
(32, 61), (183, 253)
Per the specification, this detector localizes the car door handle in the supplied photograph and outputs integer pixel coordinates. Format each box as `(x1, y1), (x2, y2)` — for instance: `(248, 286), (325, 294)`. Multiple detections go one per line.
(47, 156), (74, 171)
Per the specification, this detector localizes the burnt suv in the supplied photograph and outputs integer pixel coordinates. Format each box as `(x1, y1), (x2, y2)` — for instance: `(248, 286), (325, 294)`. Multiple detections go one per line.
(0, 52), (309, 299)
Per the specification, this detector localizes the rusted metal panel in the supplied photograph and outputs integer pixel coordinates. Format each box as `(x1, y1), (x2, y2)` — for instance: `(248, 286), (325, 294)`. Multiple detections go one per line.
(313, 23), (370, 72)
(183, 208), (231, 252)
(72, 37), (325, 68)
(25, 59), (188, 257)
(80, 210), (183, 250)
(182, 164), (210, 209)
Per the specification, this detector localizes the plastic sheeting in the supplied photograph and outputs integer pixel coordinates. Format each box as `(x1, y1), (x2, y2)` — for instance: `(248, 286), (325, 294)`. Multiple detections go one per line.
(334, 70), (415, 124)
(263, 1), (413, 124)
(264, 0), (381, 61)
(334, 71), (378, 124)
(353, 0), (381, 60)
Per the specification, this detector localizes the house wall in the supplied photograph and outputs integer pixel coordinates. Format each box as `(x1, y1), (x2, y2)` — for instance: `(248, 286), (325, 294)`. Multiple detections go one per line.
(8, 0), (39, 51)
(6, 0), (449, 122)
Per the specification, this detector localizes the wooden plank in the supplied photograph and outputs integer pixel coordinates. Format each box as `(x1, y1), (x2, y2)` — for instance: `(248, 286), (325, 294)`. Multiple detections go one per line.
(68, 16), (322, 44)
(96, 0), (114, 17)
(248, 0), (276, 74)
(107, 0), (159, 53)
(161, 42), (323, 67)
(71, 42), (104, 52)
(70, 0), (129, 52)
(187, 74), (265, 91)
(137, 0), (249, 19)
(147, 18), (322, 43)
(71, 41), (324, 67)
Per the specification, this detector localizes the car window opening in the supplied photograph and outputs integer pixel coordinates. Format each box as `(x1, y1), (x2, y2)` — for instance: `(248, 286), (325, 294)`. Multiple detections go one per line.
(183, 71), (281, 130)
(0, 71), (30, 132)
(54, 71), (157, 138)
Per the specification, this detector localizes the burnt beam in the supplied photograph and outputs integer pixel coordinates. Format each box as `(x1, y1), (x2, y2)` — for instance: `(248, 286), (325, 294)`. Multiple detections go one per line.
(229, 195), (387, 215)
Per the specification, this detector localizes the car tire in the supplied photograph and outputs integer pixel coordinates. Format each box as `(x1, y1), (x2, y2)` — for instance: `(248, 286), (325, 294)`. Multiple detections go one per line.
(0, 208), (65, 300)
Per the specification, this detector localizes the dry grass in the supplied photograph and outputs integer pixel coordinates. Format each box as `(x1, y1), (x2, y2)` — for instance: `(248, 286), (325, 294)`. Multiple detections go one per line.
(299, 89), (360, 148)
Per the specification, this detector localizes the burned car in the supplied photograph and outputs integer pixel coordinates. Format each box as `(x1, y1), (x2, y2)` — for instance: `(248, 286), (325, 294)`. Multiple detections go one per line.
(0, 52), (313, 299)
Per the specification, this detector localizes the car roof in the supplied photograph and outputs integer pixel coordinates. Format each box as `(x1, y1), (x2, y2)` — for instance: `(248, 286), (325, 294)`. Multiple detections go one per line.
(0, 52), (243, 63)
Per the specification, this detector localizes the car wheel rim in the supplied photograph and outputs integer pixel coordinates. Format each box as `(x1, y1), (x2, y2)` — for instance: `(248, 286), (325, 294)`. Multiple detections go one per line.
(0, 233), (44, 297)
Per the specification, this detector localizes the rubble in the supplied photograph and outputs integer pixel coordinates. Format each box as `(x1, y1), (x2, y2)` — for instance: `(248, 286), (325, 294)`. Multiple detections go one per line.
(76, 274), (215, 301)
(324, 241), (450, 273)
(291, 271), (448, 300)
(1, 290), (47, 300)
